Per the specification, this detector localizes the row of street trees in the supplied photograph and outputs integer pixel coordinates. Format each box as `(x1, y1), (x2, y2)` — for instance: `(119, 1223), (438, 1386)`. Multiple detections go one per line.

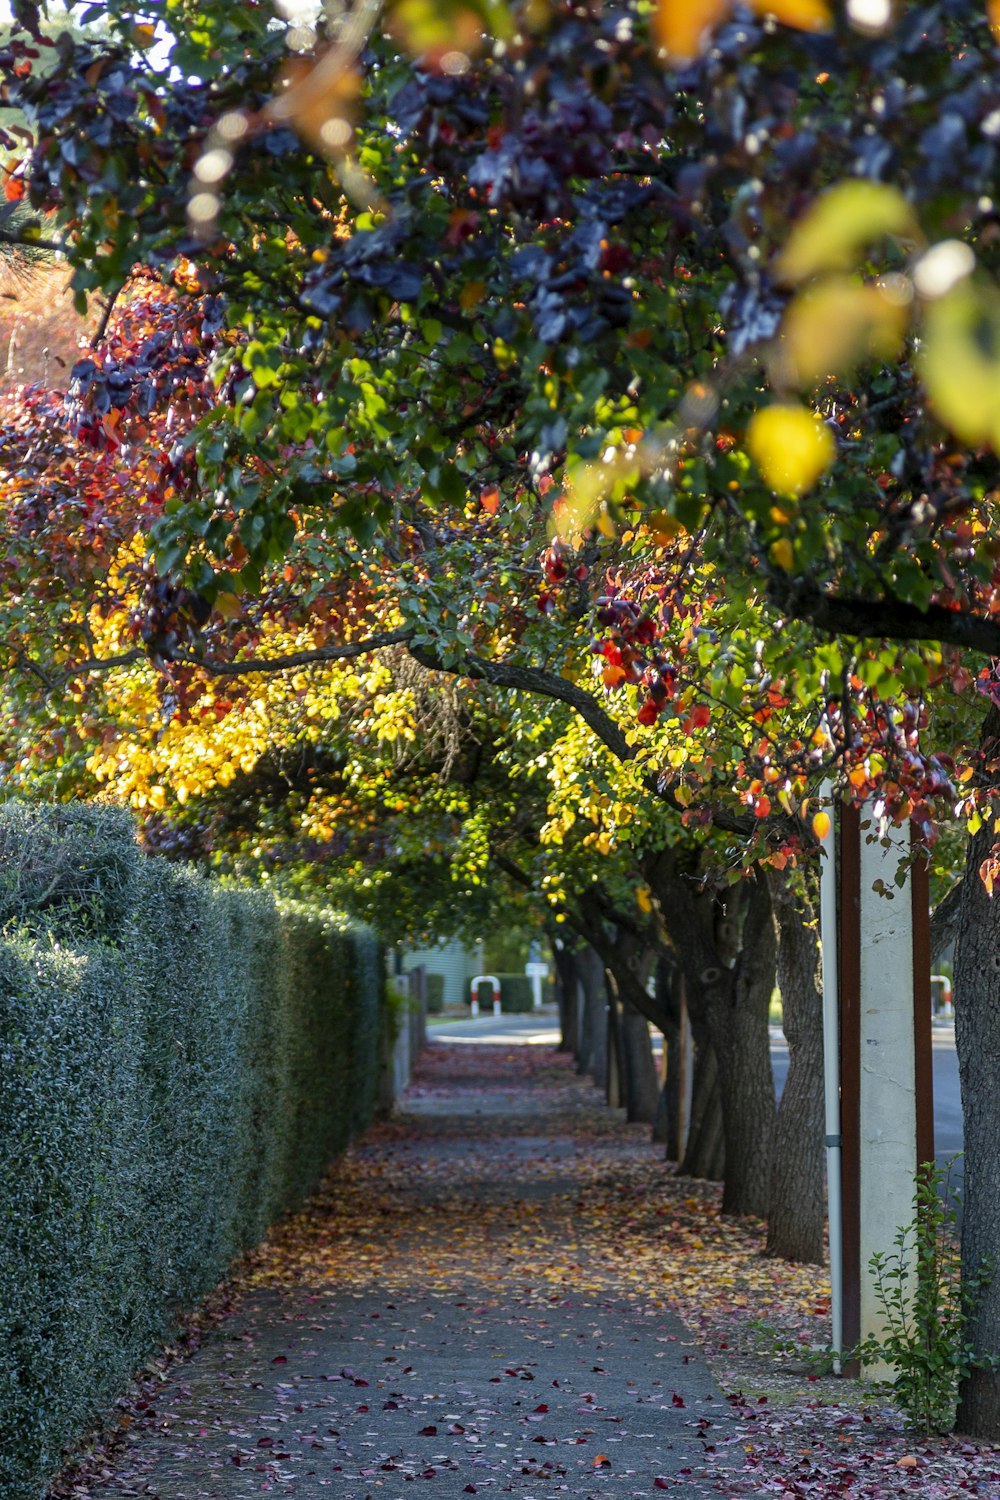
(2, 0), (1000, 1434)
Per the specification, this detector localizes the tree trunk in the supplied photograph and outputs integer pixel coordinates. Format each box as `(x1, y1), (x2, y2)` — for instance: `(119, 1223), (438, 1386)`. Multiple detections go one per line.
(651, 855), (776, 1217)
(765, 869), (826, 1264)
(653, 955), (683, 1155)
(550, 939), (580, 1057)
(605, 966), (659, 1122)
(620, 996), (660, 1124)
(680, 1032), (725, 1182)
(577, 945), (608, 1088)
(953, 705), (1000, 1438)
(606, 984), (623, 1109)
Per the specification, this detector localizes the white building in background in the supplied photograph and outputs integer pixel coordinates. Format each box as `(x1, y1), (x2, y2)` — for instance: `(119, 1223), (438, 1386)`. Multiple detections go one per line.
(401, 938), (484, 1007)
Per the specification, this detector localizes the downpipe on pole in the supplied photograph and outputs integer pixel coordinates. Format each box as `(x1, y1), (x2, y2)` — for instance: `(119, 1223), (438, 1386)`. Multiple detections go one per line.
(819, 778), (844, 1376)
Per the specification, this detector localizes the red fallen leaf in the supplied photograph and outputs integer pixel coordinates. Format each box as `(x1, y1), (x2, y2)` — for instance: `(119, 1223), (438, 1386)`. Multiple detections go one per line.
(533, 1404), (549, 1413)
(257, 1437), (273, 1448)
(593, 1454), (611, 1467)
(671, 1393), (685, 1408)
(355, 1378), (370, 1387)
(464, 1487), (477, 1494)
(654, 1480), (670, 1491)
(229, 1455), (241, 1466)
(897, 1455), (918, 1469)
(273, 1452), (291, 1459)
(271, 1356), (287, 1365)
(356, 1404), (369, 1412)
(422, 1467), (437, 1478)
(419, 1425), (438, 1436)
(448, 1422), (465, 1434)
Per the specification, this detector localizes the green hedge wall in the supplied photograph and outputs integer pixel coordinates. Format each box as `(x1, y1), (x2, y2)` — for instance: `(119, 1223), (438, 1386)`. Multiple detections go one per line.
(497, 973), (553, 1012)
(0, 803), (383, 1500)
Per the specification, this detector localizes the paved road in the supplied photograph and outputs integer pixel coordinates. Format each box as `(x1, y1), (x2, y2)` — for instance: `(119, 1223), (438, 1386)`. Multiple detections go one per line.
(432, 1010), (964, 1173)
(85, 1036), (736, 1498)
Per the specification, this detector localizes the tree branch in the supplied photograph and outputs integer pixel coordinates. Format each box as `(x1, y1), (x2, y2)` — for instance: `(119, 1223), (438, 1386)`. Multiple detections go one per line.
(171, 628), (415, 674)
(772, 579), (1000, 656)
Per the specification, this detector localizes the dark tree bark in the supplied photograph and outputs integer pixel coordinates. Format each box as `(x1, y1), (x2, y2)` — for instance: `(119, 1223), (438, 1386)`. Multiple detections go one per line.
(765, 869), (826, 1264)
(606, 986), (623, 1109)
(653, 954), (684, 1156)
(622, 994), (660, 1124)
(604, 965), (659, 1123)
(550, 938), (580, 1056)
(954, 705), (1000, 1439)
(577, 945), (608, 1088)
(680, 1030), (725, 1182)
(651, 854), (777, 1217)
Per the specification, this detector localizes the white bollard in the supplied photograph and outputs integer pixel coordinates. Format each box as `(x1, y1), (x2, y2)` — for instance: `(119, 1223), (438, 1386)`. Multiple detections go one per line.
(931, 974), (953, 1019)
(471, 975), (502, 1018)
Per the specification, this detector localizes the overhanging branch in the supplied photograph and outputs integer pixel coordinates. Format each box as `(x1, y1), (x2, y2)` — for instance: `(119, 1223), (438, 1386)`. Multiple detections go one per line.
(774, 580), (1000, 656)
(172, 627), (415, 675)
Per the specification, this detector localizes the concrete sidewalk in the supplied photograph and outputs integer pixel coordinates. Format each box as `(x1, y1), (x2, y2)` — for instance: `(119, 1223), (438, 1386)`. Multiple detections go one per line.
(81, 1042), (736, 1499)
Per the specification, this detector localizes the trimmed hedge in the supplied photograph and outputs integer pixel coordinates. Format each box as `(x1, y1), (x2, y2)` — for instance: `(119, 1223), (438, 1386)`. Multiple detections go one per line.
(497, 973), (552, 1012)
(0, 803), (383, 1500)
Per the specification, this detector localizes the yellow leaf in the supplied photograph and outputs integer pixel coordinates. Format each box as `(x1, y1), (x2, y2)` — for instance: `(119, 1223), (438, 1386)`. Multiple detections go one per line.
(750, 0), (833, 32)
(812, 810), (832, 841)
(775, 276), (910, 387)
(769, 537), (794, 570)
(774, 182), (919, 286)
(654, 0), (732, 61)
(645, 508), (685, 545)
(460, 279), (485, 312)
(748, 404), (835, 495)
(636, 885), (653, 914)
(919, 281), (1000, 448)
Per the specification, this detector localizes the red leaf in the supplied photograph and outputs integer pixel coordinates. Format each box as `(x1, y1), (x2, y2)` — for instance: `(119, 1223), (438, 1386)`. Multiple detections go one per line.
(419, 1425), (438, 1436)
(654, 1480), (670, 1490)
(672, 1392), (685, 1408)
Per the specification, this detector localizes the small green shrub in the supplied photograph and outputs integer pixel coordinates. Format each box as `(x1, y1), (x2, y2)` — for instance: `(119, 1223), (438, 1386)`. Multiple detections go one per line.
(855, 1162), (995, 1433)
(751, 1161), (995, 1434)
(0, 803), (383, 1500)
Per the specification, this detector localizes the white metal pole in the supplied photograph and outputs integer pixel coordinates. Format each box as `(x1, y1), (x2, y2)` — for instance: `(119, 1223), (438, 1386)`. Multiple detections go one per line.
(818, 779), (844, 1375)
